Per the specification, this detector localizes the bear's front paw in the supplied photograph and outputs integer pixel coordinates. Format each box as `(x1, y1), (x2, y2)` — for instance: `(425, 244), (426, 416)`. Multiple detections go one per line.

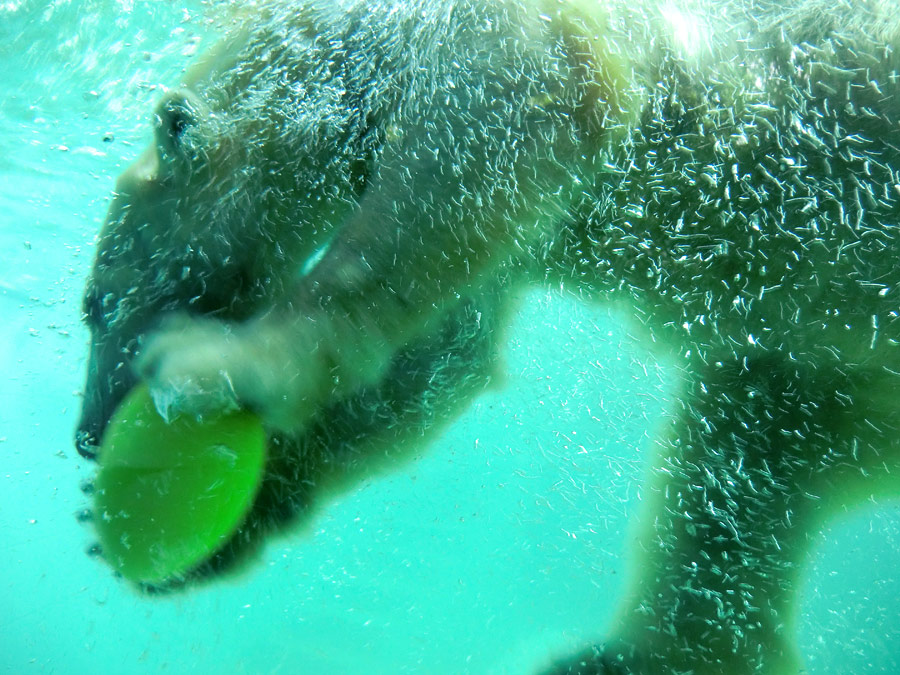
(135, 317), (246, 423)
(542, 639), (644, 675)
(135, 316), (332, 434)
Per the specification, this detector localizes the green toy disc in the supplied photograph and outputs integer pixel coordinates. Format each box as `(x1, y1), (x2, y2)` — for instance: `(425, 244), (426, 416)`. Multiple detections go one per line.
(93, 385), (266, 585)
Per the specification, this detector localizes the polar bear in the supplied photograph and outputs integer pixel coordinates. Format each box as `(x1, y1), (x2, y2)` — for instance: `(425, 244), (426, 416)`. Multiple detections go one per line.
(77, 0), (900, 673)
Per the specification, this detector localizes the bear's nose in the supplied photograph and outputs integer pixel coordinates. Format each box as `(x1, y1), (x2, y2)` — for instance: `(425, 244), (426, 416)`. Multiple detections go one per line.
(75, 427), (100, 460)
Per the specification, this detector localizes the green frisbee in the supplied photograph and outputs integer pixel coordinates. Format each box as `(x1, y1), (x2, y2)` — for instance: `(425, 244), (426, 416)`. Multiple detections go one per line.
(93, 385), (266, 585)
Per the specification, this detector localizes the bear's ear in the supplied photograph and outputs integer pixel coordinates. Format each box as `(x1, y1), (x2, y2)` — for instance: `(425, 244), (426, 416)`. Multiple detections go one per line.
(153, 88), (206, 162)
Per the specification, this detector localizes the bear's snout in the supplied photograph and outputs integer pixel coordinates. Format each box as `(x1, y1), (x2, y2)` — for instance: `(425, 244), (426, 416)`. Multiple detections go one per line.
(75, 381), (131, 460)
(75, 379), (112, 460)
(75, 426), (100, 460)
(76, 336), (138, 460)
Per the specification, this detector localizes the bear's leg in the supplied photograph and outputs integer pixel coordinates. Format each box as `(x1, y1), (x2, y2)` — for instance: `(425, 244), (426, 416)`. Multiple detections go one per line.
(151, 290), (520, 584)
(546, 353), (900, 674)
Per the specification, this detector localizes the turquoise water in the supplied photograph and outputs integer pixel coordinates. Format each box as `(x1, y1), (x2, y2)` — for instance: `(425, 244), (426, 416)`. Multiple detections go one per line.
(2, 2), (900, 673)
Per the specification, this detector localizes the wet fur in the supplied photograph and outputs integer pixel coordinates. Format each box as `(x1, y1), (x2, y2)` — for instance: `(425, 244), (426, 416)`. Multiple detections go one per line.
(79, 1), (900, 672)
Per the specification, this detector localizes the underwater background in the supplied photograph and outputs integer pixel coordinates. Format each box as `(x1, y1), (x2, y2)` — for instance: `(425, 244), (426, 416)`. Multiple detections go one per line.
(2, 1), (899, 672)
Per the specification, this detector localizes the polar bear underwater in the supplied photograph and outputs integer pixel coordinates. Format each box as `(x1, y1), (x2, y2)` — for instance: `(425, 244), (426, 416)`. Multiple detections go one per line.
(75, 0), (900, 672)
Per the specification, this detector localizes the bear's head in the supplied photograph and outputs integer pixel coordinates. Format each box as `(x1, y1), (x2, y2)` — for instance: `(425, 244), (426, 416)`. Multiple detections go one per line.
(76, 0), (627, 459)
(72, 0), (655, 589)
(76, 6), (386, 457)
